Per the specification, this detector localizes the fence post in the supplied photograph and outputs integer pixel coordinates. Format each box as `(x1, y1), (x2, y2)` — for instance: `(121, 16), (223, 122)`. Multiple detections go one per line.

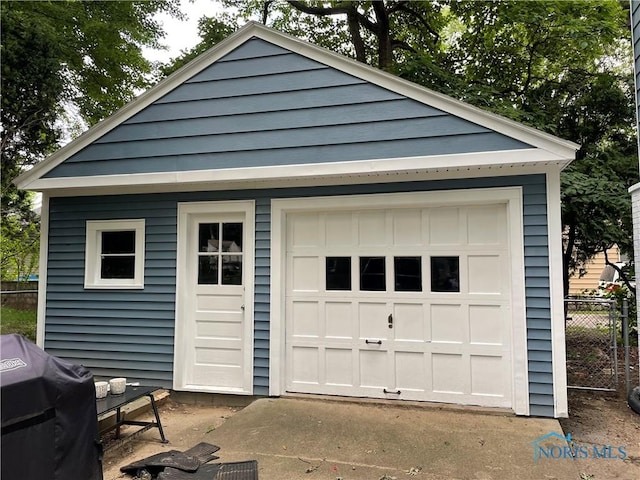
(622, 298), (630, 396)
(611, 300), (618, 389)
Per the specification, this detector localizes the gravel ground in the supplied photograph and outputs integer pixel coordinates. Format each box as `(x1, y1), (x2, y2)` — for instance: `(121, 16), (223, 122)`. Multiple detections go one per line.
(559, 390), (640, 480)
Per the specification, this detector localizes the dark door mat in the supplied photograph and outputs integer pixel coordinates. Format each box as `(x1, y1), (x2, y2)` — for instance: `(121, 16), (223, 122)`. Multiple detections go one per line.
(157, 461), (257, 480)
(215, 461), (258, 480)
(120, 450), (200, 475)
(158, 464), (220, 479)
(183, 442), (221, 465)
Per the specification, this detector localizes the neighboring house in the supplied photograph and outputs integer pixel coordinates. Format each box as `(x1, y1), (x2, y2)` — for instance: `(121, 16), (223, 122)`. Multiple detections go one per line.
(568, 246), (623, 296)
(15, 22), (578, 418)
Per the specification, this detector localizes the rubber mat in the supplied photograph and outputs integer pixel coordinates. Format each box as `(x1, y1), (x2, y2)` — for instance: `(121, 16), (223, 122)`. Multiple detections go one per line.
(215, 461), (258, 480)
(157, 464), (220, 479)
(157, 461), (258, 480)
(182, 442), (221, 465)
(120, 450), (200, 475)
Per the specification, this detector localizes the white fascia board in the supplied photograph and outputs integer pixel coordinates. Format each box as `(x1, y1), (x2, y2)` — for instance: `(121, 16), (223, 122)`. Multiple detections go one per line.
(24, 148), (565, 193)
(16, 23), (577, 189)
(37, 165), (555, 198)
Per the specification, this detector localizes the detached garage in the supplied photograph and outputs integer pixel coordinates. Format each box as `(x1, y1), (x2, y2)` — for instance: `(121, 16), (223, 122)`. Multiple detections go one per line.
(15, 22), (577, 418)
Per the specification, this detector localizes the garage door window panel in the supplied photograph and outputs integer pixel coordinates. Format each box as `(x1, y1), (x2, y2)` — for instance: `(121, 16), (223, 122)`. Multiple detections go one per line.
(394, 257), (422, 292)
(326, 257), (351, 291)
(360, 257), (386, 291)
(431, 256), (460, 292)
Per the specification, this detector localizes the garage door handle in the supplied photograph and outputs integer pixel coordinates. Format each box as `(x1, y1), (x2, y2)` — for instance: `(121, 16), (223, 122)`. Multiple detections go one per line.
(365, 339), (382, 345)
(383, 388), (401, 395)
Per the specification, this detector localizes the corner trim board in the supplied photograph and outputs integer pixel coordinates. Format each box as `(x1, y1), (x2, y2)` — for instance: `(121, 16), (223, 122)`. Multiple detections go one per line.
(36, 193), (49, 348)
(546, 171), (569, 418)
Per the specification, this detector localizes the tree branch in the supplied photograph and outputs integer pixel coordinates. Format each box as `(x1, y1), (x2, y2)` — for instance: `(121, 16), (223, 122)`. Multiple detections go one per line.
(261, 1), (273, 24)
(346, 7), (366, 63)
(286, 1), (351, 17)
(396, 3), (440, 43)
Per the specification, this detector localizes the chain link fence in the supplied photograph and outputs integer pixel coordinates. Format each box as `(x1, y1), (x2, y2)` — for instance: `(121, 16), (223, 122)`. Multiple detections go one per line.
(565, 298), (619, 391)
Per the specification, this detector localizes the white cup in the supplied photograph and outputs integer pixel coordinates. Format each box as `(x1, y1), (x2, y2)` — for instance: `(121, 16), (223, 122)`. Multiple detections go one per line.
(109, 377), (127, 395)
(95, 381), (108, 399)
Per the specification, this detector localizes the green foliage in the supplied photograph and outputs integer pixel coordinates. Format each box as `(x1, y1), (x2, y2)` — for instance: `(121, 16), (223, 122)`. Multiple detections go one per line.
(0, 306), (37, 342)
(1, 0), (182, 216)
(446, 0), (624, 114)
(1, 211), (40, 281)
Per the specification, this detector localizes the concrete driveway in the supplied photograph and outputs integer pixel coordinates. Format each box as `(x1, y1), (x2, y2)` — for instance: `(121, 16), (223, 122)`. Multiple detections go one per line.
(201, 397), (579, 480)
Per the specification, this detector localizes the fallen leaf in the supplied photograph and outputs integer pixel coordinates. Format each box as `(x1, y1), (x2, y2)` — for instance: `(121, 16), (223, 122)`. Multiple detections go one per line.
(405, 466), (422, 476)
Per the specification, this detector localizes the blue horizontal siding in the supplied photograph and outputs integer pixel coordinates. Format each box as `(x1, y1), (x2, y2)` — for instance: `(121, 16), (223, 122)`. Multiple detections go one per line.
(44, 173), (553, 415)
(45, 38), (531, 179)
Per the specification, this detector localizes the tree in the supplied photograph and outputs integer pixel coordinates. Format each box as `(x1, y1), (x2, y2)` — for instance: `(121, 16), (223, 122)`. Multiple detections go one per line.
(207, 1), (449, 70)
(1, 0), (182, 279)
(0, 212), (39, 282)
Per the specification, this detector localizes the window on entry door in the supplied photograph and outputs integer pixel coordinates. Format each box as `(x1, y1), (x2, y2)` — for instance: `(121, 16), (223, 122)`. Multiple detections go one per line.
(197, 222), (243, 285)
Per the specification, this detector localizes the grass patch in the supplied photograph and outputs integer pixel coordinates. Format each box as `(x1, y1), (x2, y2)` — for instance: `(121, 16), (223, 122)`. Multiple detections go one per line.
(1, 306), (37, 342)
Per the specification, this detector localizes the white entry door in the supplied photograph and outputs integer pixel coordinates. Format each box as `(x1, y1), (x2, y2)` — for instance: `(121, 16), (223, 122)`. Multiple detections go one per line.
(175, 201), (254, 394)
(284, 202), (514, 408)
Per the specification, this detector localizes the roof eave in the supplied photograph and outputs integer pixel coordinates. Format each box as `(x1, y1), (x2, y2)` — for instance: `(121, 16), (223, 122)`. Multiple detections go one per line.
(21, 148), (570, 195)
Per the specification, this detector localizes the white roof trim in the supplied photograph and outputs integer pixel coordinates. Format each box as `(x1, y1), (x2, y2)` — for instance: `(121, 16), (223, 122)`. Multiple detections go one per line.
(15, 22), (578, 191)
(26, 148), (564, 195)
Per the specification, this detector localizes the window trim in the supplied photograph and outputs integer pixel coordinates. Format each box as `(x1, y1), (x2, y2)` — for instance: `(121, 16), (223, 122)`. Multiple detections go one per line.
(84, 219), (145, 289)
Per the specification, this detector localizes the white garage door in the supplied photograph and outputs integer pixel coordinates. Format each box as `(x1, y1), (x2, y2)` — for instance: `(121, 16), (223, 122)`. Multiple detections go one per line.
(285, 203), (513, 408)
